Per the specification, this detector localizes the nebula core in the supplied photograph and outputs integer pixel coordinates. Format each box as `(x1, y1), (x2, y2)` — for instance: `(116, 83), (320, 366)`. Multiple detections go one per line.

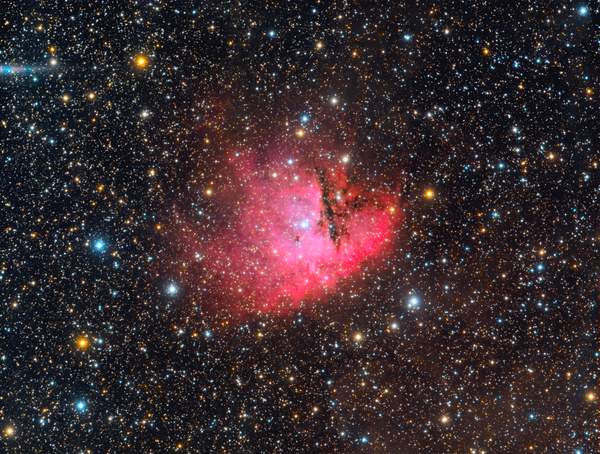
(177, 147), (401, 314)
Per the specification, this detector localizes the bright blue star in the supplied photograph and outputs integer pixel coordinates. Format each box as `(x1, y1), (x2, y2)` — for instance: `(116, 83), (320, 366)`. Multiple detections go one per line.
(95, 240), (104, 250)
(76, 401), (86, 411)
(301, 115), (309, 123)
(269, 30), (275, 37)
(579, 6), (587, 15)
(300, 219), (310, 229)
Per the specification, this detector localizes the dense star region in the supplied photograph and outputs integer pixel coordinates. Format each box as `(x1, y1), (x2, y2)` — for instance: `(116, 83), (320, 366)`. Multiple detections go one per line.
(0, 1), (598, 453)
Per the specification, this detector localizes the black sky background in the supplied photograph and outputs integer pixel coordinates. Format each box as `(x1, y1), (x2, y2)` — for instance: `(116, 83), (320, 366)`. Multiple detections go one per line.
(0, 1), (597, 452)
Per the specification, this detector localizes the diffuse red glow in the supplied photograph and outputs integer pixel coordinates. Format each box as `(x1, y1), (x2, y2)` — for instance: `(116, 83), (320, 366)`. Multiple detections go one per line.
(178, 149), (401, 314)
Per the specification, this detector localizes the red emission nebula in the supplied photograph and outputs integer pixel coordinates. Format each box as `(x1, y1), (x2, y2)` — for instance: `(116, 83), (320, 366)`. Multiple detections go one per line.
(173, 134), (402, 315)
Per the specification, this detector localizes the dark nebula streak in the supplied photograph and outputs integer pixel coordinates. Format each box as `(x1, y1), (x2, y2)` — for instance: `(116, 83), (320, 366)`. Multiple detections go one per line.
(316, 168), (340, 245)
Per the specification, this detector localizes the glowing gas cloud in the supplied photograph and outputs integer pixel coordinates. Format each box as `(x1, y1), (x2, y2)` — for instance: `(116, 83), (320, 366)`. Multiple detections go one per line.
(174, 142), (401, 314)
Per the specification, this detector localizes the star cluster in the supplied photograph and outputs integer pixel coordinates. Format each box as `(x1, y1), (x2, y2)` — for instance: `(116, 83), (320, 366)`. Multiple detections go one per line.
(0, 1), (597, 453)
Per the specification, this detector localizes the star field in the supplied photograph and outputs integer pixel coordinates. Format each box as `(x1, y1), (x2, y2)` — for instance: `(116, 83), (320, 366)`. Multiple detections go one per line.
(0, 1), (597, 452)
